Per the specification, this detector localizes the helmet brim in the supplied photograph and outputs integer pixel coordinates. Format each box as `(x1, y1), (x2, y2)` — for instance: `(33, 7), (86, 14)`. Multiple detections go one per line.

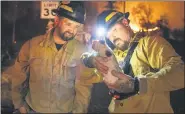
(51, 9), (84, 24)
(124, 12), (129, 19)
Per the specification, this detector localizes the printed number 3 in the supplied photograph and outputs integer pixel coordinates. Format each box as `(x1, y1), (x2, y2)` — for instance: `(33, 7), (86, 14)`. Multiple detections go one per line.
(44, 8), (56, 17)
(44, 8), (49, 16)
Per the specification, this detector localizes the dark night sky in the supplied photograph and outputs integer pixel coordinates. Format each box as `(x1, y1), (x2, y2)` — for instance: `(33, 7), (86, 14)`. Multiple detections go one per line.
(1, 1), (184, 42)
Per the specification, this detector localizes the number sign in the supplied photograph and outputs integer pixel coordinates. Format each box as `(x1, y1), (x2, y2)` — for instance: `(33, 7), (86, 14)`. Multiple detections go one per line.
(41, 1), (59, 19)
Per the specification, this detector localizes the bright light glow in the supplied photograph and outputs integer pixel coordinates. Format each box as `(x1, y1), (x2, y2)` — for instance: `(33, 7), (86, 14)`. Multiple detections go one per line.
(147, 27), (159, 32)
(129, 23), (140, 32)
(96, 27), (106, 37)
(130, 23), (159, 32)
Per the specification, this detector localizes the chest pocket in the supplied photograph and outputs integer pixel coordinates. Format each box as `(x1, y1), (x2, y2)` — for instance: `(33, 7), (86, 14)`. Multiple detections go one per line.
(29, 56), (46, 82)
(61, 53), (77, 87)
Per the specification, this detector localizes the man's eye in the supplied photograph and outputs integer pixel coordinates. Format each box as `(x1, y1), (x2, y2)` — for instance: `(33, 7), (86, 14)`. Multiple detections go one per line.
(76, 25), (80, 29)
(113, 28), (117, 32)
(66, 23), (71, 26)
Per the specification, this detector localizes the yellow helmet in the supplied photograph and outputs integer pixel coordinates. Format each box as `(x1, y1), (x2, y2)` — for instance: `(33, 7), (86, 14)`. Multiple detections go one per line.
(96, 10), (129, 31)
(95, 10), (130, 50)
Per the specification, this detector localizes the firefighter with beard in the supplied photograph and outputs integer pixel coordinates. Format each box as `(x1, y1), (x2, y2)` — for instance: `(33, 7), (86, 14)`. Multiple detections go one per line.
(10, 2), (99, 113)
(81, 10), (184, 113)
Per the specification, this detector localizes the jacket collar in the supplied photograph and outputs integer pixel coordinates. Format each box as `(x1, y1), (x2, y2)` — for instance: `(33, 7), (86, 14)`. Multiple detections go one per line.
(39, 28), (75, 54)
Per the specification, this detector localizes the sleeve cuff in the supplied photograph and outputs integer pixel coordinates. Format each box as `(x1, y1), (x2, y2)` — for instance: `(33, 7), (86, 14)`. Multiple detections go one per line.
(138, 77), (148, 94)
(81, 52), (95, 68)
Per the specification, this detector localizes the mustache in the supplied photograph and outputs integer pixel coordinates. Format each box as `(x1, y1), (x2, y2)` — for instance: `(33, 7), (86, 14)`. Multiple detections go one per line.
(64, 31), (74, 36)
(113, 38), (122, 44)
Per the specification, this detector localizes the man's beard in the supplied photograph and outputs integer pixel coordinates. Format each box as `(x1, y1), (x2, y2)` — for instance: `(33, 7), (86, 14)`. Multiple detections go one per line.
(113, 38), (129, 51)
(60, 31), (75, 41)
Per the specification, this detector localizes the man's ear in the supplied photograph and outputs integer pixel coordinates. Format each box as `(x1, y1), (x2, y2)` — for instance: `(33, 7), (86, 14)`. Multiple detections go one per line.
(122, 18), (129, 27)
(54, 16), (60, 26)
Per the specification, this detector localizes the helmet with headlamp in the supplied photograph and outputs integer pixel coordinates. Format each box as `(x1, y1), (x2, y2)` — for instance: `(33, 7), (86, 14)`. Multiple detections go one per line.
(95, 10), (130, 49)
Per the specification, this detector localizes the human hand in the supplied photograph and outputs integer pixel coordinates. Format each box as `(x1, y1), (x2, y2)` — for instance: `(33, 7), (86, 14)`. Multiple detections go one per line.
(104, 70), (136, 93)
(92, 56), (109, 74)
(19, 106), (27, 114)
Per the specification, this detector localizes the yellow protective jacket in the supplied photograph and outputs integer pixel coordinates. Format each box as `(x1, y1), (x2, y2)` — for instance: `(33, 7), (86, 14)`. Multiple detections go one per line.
(107, 35), (184, 113)
(10, 28), (99, 113)
(81, 35), (184, 113)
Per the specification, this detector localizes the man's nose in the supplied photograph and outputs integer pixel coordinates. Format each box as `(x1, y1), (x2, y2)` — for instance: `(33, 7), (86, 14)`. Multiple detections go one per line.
(67, 27), (74, 33)
(112, 31), (117, 38)
(112, 34), (117, 40)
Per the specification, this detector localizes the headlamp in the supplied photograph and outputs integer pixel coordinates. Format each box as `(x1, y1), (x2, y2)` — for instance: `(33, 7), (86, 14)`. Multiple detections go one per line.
(96, 26), (107, 38)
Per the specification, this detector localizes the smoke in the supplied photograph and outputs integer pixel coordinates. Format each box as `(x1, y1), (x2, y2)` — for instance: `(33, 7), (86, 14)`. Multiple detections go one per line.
(86, 1), (184, 30)
(125, 1), (184, 29)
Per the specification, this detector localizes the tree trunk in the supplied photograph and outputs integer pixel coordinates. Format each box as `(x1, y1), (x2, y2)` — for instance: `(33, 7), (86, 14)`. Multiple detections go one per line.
(123, 1), (125, 13)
